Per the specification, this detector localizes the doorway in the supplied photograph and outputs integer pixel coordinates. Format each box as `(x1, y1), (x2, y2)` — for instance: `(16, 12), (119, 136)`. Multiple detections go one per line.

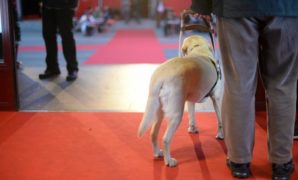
(15, 0), (216, 112)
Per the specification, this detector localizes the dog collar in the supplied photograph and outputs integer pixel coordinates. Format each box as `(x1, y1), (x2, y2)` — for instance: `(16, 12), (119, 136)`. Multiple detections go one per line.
(189, 44), (201, 53)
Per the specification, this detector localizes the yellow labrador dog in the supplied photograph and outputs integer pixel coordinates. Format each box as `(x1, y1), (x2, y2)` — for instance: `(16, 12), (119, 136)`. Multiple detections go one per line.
(137, 35), (223, 167)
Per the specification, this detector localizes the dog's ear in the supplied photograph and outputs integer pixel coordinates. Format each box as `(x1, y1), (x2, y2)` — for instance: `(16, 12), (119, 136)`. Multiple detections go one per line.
(181, 40), (189, 56)
(181, 46), (188, 56)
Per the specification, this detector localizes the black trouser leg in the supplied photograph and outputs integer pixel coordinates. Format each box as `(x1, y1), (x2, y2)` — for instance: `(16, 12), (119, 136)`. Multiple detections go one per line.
(42, 8), (59, 72)
(57, 9), (78, 73)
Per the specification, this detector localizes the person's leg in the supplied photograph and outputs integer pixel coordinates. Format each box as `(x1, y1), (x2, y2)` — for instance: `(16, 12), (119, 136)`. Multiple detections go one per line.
(217, 17), (264, 178)
(41, 7), (60, 73)
(259, 17), (298, 179)
(123, 8), (129, 23)
(156, 12), (161, 28)
(57, 9), (78, 74)
(295, 81), (298, 139)
(258, 17), (298, 163)
(217, 17), (260, 164)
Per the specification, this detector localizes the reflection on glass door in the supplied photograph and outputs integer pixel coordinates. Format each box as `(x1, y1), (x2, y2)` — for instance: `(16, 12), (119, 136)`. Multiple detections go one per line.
(0, 0), (18, 111)
(0, 7), (3, 63)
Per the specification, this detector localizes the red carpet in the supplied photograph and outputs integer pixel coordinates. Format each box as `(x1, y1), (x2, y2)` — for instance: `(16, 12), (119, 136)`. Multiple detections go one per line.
(19, 29), (180, 64)
(0, 112), (297, 180)
(84, 29), (166, 64)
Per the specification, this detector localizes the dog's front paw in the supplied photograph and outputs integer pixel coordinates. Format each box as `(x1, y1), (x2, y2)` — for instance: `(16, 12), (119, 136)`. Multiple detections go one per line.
(154, 149), (164, 159)
(216, 129), (224, 140)
(188, 126), (199, 134)
(216, 134), (224, 140)
(165, 158), (178, 167)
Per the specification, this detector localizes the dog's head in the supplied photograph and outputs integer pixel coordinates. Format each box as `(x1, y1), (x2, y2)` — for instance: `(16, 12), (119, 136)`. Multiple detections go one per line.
(181, 35), (214, 59)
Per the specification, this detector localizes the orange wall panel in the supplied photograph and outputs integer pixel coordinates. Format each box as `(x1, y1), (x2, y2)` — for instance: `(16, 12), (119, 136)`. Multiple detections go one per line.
(165, 0), (191, 15)
(103, 0), (121, 8)
(76, 0), (98, 17)
(76, 0), (192, 17)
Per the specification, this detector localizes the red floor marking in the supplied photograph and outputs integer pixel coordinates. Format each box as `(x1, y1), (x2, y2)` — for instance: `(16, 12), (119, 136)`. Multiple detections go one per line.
(84, 29), (166, 64)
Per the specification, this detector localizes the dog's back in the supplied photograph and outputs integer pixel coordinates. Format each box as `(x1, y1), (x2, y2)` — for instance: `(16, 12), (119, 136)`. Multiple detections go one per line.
(138, 56), (217, 137)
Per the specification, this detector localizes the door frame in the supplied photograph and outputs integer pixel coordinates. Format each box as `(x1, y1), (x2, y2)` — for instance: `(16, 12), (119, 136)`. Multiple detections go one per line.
(0, 0), (18, 111)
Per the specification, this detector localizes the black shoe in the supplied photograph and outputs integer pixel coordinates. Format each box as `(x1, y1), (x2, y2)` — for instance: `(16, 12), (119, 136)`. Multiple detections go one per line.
(227, 159), (251, 178)
(294, 121), (298, 140)
(66, 71), (78, 81)
(39, 70), (60, 79)
(272, 160), (295, 180)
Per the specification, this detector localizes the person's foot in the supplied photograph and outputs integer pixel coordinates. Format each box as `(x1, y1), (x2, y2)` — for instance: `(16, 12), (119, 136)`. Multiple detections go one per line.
(294, 121), (298, 140)
(272, 160), (295, 180)
(227, 159), (251, 178)
(16, 61), (22, 69)
(39, 70), (60, 79)
(66, 71), (78, 81)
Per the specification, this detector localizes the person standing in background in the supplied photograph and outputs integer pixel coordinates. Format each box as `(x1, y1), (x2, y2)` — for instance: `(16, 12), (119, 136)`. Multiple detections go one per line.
(122, 0), (130, 23)
(39, 0), (79, 81)
(191, 0), (298, 179)
(123, 0), (141, 24)
(132, 0), (141, 24)
(155, 0), (165, 28)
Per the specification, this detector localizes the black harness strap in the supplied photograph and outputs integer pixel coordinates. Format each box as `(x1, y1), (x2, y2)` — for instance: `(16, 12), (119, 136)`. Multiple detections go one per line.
(180, 10), (222, 97)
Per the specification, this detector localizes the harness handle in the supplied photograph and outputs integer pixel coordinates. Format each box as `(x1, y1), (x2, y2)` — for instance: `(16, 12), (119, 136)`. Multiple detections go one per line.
(179, 10), (215, 55)
(178, 9), (222, 83)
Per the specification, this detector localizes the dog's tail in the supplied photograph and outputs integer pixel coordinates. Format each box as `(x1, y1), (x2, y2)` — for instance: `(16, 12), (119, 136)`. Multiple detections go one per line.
(138, 78), (163, 137)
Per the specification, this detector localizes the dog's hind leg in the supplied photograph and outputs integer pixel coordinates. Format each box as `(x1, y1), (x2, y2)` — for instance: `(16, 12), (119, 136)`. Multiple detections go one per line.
(163, 111), (184, 167)
(162, 100), (184, 167)
(187, 101), (198, 133)
(150, 106), (164, 158)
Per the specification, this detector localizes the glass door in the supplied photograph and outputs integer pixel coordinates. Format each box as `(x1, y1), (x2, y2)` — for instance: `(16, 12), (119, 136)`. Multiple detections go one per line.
(0, 0), (18, 111)
(0, 7), (3, 63)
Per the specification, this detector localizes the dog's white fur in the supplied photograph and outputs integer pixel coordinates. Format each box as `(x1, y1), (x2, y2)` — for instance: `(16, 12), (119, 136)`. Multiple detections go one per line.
(138, 35), (223, 167)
